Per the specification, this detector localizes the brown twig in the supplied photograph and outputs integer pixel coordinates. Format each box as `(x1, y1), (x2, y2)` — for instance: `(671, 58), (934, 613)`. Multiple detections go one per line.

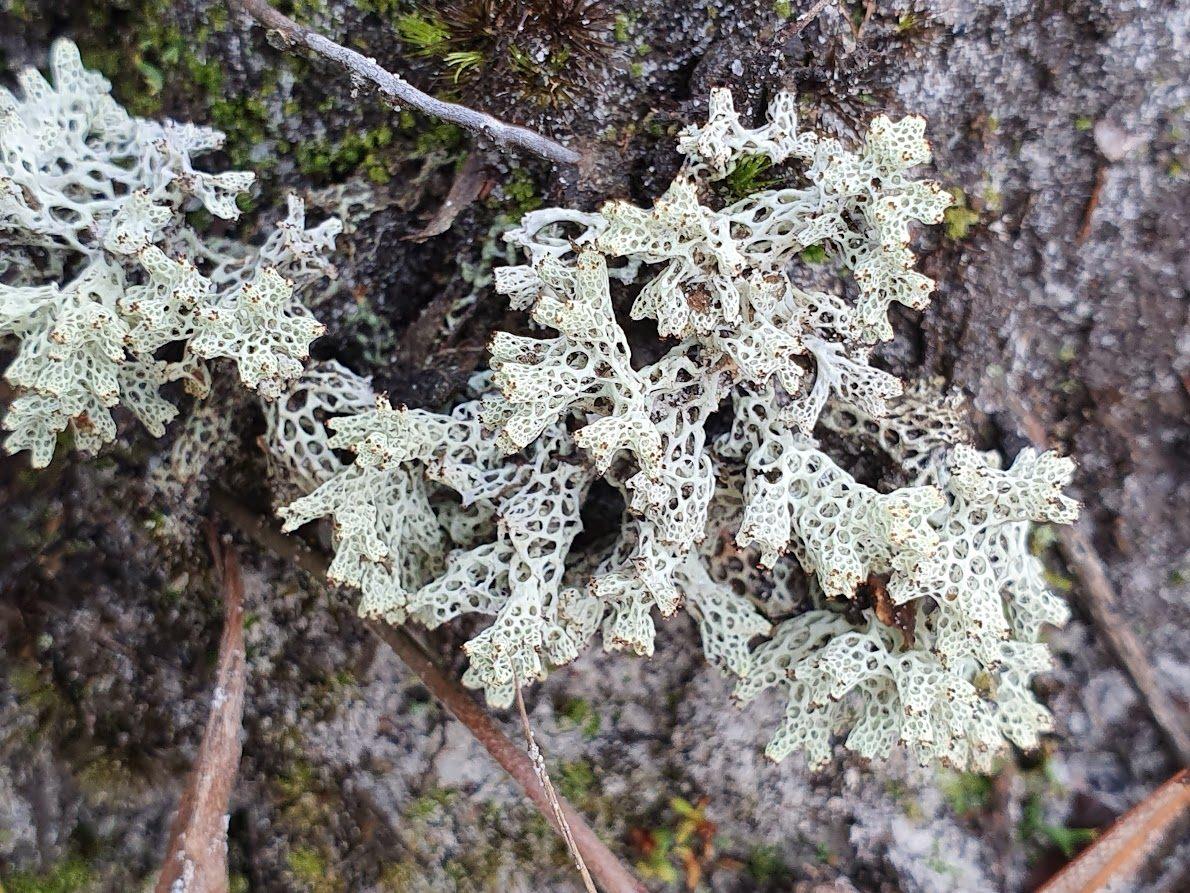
(778, 0), (837, 40)
(1037, 769), (1189, 893)
(208, 489), (646, 893)
(230, 0), (581, 167)
(1013, 411), (1190, 766)
(1077, 165), (1106, 245)
(857, 0), (877, 38)
(513, 675), (597, 893)
(154, 525), (247, 893)
(403, 152), (494, 243)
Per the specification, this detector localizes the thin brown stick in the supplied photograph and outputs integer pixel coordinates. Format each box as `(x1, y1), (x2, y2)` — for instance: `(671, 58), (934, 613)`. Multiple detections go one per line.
(230, 0), (581, 167)
(857, 0), (877, 38)
(1014, 411), (1190, 766)
(209, 489), (646, 893)
(212, 489), (330, 579)
(1037, 769), (1189, 893)
(403, 152), (493, 243)
(1077, 165), (1106, 245)
(373, 626), (641, 892)
(155, 526), (247, 893)
(513, 676), (597, 893)
(778, 0), (837, 40)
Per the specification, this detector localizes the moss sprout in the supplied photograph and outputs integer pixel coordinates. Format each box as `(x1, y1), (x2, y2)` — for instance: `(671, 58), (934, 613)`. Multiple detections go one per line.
(393, 0), (615, 109)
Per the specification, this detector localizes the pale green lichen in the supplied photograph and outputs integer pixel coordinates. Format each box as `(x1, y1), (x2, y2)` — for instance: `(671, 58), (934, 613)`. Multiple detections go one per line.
(0, 40), (1080, 776)
(278, 89), (1078, 769)
(0, 41), (339, 467)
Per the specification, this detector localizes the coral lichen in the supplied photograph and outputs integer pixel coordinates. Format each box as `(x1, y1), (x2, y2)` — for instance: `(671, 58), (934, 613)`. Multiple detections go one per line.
(279, 88), (1078, 769)
(0, 41), (338, 466)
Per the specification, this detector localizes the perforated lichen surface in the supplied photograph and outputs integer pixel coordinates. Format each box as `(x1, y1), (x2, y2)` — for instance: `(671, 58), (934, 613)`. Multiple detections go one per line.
(0, 27), (1083, 779)
(0, 41), (338, 466)
(278, 89), (1079, 770)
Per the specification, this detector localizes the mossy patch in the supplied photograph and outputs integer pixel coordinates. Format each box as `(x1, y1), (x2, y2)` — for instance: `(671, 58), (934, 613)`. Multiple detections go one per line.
(746, 844), (791, 884)
(285, 846), (342, 893)
(629, 795), (719, 886)
(388, 1), (613, 108)
(556, 696), (601, 738)
(1019, 793), (1097, 858)
(554, 758), (597, 804)
(501, 169), (542, 214)
(722, 154), (777, 201)
(943, 188), (980, 241)
(942, 770), (993, 818)
(800, 244), (828, 264)
(406, 786), (458, 820)
(412, 121), (465, 158)
(73, 1), (283, 184)
(295, 127), (396, 184)
(2, 855), (95, 893)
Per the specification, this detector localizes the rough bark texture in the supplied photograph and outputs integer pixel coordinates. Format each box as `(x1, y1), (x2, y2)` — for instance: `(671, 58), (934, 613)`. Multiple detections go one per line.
(1, 2), (1186, 892)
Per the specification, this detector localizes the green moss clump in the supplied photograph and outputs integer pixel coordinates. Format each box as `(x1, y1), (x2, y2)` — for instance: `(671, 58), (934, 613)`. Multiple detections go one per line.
(388, 2), (611, 108)
(406, 786), (457, 820)
(353, 0), (405, 19)
(5, 0), (32, 21)
(395, 12), (450, 53)
(746, 844), (790, 883)
(274, 757), (319, 803)
(209, 95), (272, 171)
(723, 154), (777, 201)
(289, 0), (331, 23)
(613, 12), (636, 42)
(633, 827), (679, 884)
(413, 122), (464, 158)
(339, 297), (398, 368)
(800, 244), (828, 264)
(942, 771), (993, 817)
(1019, 794), (1097, 858)
(1042, 568), (1074, 593)
(73, 0), (285, 184)
(9, 661), (59, 715)
(2, 855), (95, 893)
(555, 758), (597, 803)
(557, 696), (601, 738)
(502, 169), (542, 214)
(78, 1), (227, 118)
(630, 796), (719, 885)
(377, 861), (419, 891)
(897, 13), (921, 32)
(295, 127), (396, 184)
(286, 846), (341, 893)
(943, 188), (980, 241)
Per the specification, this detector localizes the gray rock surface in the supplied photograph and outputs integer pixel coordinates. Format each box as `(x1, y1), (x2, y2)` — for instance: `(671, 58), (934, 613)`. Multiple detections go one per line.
(1, 1), (1186, 891)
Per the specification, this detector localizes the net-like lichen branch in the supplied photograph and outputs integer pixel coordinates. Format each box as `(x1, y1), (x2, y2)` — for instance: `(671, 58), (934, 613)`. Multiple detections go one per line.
(272, 88), (1081, 771)
(209, 489), (646, 893)
(0, 40), (337, 467)
(0, 43), (1083, 775)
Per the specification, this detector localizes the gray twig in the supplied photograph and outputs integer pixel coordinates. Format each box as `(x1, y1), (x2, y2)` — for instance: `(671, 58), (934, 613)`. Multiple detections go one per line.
(513, 675), (598, 893)
(231, 0), (581, 167)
